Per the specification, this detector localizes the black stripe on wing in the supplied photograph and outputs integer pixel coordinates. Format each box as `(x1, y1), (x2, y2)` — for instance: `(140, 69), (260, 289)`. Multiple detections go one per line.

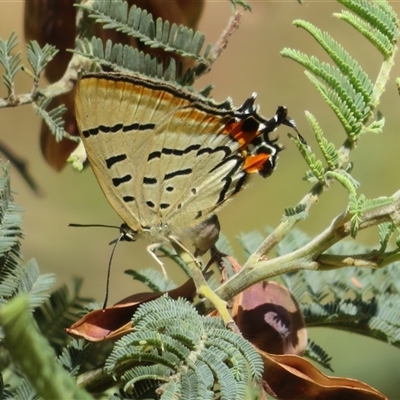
(147, 144), (201, 161)
(105, 154), (127, 169)
(82, 123), (156, 138)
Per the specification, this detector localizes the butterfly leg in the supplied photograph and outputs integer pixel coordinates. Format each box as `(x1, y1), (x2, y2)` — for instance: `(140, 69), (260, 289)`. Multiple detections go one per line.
(168, 235), (234, 328)
(146, 243), (168, 280)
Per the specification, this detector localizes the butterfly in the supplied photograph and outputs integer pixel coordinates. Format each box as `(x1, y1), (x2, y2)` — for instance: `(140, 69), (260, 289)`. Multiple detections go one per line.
(74, 72), (295, 261)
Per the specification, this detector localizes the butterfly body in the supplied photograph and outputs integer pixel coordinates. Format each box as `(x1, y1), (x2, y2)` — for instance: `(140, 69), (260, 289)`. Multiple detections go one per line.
(75, 73), (290, 246)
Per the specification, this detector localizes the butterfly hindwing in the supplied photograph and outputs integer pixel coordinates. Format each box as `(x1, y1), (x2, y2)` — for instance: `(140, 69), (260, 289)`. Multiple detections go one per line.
(146, 108), (241, 221)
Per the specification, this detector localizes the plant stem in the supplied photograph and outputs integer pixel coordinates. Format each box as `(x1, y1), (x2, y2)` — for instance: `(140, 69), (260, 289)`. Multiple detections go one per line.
(197, 190), (400, 314)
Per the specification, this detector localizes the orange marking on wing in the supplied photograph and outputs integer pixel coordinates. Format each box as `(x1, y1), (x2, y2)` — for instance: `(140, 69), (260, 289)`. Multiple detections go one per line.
(243, 153), (270, 173)
(175, 109), (216, 122)
(223, 120), (258, 148)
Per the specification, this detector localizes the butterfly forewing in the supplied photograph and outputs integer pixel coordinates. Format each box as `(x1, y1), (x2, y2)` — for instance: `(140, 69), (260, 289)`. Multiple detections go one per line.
(75, 73), (281, 240)
(76, 75), (158, 232)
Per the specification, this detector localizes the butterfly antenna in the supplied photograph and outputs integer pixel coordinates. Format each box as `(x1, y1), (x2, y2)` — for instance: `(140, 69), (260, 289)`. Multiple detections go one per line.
(69, 223), (120, 229)
(69, 223), (135, 309)
(102, 232), (123, 309)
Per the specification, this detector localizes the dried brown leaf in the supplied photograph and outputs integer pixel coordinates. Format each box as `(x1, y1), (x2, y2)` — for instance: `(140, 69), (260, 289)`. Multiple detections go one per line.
(66, 278), (196, 341)
(232, 281), (307, 355)
(260, 350), (387, 400)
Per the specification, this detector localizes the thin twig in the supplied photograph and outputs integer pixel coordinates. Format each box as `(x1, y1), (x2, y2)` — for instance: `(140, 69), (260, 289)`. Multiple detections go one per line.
(0, 0), (92, 110)
(196, 11), (243, 78)
(316, 249), (400, 270)
(195, 189), (400, 315)
(209, 11), (243, 63)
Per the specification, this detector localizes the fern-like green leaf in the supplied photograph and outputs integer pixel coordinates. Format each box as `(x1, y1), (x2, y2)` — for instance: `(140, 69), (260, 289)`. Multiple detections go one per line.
(282, 2), (398, 150)
(0, 162), (28, 310)
(33, 97), (68, 142)
(122, 364), (172, 389)
(282, 50), (369, 125)
(288, 130), (326, 183)
(57, 339), (91, 377)
(162, 380), (180, 400)
(365, 113), (385, 134)
(13, 379), (37, 400)
(17, 259), (56, 311)
(106, 296), (262, 399)
(180, 369), (207, 400)
(0, 266), (21, 307)
(349, 194), (393, 237)
(378, 222), (396, 253)
(303, 152), (325, 183)
(282, 17), (380, 141)
(0, 162), (23, 255)
(34, 279), (92, 354)
(0, 32), (22, 96)
(335, 10), (395, 59)
(75, 37), (197, 85)
(277, 254), (400, 348)
(305, 339), (333, 371)
(336, 0), (399, 58)
(78, 0), (209, 64)
(124, 268), (176, 292)
(360, 195), (393, 212)
(348, 194), (363, 237)
(306, 111), (340, 169)
(205, 319), (263, 381)
(325, 171), (357, 196)
(202, 346), (240, 399)
(304, 71), (363, 138)
(290, 20), (374, 105)
(117, 379), (160, 399)
(25, 41), (58, 78)
(302, 169), (319, 183)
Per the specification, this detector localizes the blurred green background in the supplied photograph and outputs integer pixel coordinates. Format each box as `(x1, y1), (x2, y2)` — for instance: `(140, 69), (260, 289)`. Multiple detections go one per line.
(1, 0), (400, 397)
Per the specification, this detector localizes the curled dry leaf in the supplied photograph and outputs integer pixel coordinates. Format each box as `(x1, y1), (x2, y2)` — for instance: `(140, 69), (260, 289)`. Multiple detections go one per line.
(66, 273), (387, 399)
(231, 281), (386, 399)
(24, 0), (205, 170)
(232, 280), (307, 355)
(66, 278), (196, 341)
(260, 350), (387, 400)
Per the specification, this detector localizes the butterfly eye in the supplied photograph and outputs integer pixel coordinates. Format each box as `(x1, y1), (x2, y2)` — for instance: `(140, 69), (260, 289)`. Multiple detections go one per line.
(119, 223), (137, 242)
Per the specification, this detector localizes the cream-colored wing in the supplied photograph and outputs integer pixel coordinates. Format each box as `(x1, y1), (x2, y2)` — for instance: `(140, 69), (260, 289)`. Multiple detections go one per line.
(75, 72), (283, 241)
(74, 73), (233, 236)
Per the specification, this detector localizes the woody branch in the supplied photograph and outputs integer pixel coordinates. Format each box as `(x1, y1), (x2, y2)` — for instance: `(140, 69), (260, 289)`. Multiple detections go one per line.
(199, 189), (400, 313)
